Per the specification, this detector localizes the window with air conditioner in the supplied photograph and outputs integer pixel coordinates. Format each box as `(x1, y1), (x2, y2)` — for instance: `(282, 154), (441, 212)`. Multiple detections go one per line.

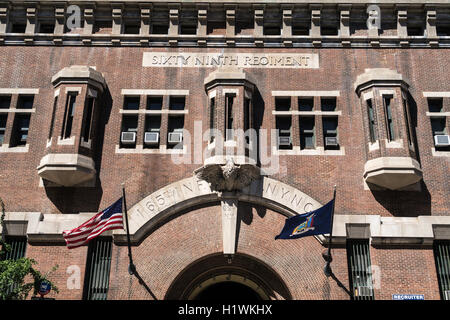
(144, 116), (161, 148)
(120, 115), (138, 148)
(323, 117), (339, 150)
(431, 117), (449, 151)
(167, 116), (184, 149)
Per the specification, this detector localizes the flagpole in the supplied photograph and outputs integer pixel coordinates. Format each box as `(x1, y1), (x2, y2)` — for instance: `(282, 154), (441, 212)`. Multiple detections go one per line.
(122, 183), (136, 275)
(324, 185), (337, 277)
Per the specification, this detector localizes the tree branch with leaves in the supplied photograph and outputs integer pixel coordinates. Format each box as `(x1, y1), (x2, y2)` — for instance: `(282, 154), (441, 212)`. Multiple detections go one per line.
(0, 197), (59, 300)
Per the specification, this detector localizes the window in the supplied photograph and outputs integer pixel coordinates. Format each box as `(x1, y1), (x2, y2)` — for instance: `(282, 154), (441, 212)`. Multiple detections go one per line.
(263, 26), (281, 35)
(146, 96), (163, 110)
(366, 99), (377, 143)
(93, 20), (113, 34)
(1, 236), (27, 261)
(209, 97), (215, 141)
(82, 97), (95, 143)
(62, 93), (77, 139)
(428, 98), (443, 113)
(347, 239), (375, 300)
(402, 97), (413, 146)
(123, 96), (140, 110)
(321, 97), (336, 112)
(298, 98), (314, 111)
(299, 117), (315, 149)
(169, 96), (185, 110)
(0, 114), (7, 145)
(10, 114), (30, 147)
(292, 25), (309, 36)
(0, 95), (11, 109)
(225, 94), (234, 140)
(383, 96), (395, 141)
(323, 117), (339, 150)
(276, 116), (292, 149)
(151, 24), (169, 34)
(167, 116), (184, 149)
(275, 97), (290, 111)
(321, 26), (338, 36)
(120, 115), (138, 148)
(17, 95), (34, 109)
(123, 24), (140, 35)
(434, 241), (450, 300)
(144, 115), (161, 149)
(180, 24), (197, 35)
(48, 96), (57, 140)
(407, 26), (424, 36)
(82, 238), (113, 300)
(39, 23), (55, 34)
(11, 23), (26, 33)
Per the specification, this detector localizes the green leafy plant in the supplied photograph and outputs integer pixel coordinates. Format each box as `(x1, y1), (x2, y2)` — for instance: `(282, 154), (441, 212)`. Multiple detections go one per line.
(0, 197), (59, 300)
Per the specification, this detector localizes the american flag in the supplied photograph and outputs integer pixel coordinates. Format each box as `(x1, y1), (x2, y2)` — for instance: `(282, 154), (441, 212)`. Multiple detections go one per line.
(63, 198), (124, 249)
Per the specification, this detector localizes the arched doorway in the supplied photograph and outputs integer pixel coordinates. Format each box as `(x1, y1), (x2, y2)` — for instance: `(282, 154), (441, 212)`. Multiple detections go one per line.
(165, 253), (291, 300)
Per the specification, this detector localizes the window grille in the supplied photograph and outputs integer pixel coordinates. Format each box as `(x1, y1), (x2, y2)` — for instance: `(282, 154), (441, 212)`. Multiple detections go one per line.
(434, 241), (450, 301)
(347, 239), (375, 300)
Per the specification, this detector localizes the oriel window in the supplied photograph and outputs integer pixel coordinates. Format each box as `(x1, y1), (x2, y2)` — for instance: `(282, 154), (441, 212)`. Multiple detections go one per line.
(383, 96), (395, 141)
(366, 99), (377, 143)
(62, 93), (77, 139)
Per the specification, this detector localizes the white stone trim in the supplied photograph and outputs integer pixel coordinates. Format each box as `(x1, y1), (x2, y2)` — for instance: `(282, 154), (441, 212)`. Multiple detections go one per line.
(426, 112), (450, 117)
(272, 146), (345, 156)
(208, 90), (217, 99)
(272, 90), (340, 97)
(57, 136), (75, 145)
(223, 88), (239, 96)
(379, 89), (396, 97)
(0, 108), (35, 113)
(0, 88), (39, 95)
(423, 92), (450, 98)
(121, 89), (190, 96)
(272, 110), (342, 116)
(54, 89), (60, 97)
(115, 144), (187, 154)
(65, 87), (82, 93)
(46, 138), (52, 148)
(431, 148), (450, 157)
(119, 109), (188, 115)
(368, 140), (380, 152)
(0, 144), (29, 153)
(363, 91), (374, 101)
(385, 138), (404, 148)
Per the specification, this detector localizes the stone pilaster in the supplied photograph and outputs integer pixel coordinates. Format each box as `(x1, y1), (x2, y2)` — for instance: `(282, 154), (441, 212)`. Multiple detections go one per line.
(225, 7), (235, 46)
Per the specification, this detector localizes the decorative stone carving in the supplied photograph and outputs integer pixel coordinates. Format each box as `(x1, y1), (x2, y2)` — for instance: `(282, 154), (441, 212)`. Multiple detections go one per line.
(194, 158), (260, 192)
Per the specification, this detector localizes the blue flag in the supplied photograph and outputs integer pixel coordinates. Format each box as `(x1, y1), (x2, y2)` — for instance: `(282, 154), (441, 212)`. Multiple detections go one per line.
(275, 199), (334, 240)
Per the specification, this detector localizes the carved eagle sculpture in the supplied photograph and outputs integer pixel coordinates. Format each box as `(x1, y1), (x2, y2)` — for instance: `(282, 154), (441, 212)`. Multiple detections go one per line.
(194, 158), (261, 192)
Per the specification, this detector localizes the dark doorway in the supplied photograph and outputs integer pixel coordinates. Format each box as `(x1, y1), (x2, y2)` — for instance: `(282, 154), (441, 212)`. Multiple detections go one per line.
(194, 281), (262, 301)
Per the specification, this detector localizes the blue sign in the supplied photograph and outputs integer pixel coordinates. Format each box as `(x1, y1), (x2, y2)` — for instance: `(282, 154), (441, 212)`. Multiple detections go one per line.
(39, 282), (51, 296)
(392, 294), (424, 300)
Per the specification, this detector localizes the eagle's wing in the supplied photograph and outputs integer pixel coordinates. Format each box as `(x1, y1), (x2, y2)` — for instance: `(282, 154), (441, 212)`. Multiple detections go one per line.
(235, 164), (260, 189)
(194, 164), (224, 190)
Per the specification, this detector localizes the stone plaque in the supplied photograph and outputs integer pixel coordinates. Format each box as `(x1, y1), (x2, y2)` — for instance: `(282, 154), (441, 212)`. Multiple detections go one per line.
(143, 52), (319, 69)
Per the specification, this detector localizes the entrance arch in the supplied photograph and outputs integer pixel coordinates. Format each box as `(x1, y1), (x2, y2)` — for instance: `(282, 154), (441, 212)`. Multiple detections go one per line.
(165, 253), (292, 300)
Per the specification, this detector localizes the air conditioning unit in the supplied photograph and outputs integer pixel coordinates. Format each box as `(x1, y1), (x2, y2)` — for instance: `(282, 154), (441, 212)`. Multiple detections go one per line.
(278, 136), (292, 147)
(121, 131), (136, 145)
(168, 132), (183, 144)
(144, 132), (159, 145)
(325, 136), (339, 147)
(355, 286), (372, 298)
(434, 135), (450, 147)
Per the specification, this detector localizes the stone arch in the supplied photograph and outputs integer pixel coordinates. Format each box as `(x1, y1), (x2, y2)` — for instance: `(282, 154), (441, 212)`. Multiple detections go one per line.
(164, 252), (292, 300)
(113, 176), (322, 245)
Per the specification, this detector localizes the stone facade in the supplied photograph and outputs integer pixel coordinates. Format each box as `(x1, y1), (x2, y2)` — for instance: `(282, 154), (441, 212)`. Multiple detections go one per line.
(0, 0), (449, 300)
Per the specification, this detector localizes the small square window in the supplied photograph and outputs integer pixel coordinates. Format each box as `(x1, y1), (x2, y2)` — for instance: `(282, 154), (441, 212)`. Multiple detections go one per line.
(263, 26), (281, 36)
(151, 24), (169, 34)
(275, 97), (290, 111)
(11, 23), (26, 33)
(0, 95), (11, 109)
(407, 27), (424, 36)
(321, 27), (338, 36)
(180, 25), (197, 35)
(123, 96), (140, 110)
(428, 98), (443, 113)
(292, 26), (309, 36)
(17, 95), (34, 109)
(93, 20), (113, 34)
(321, 98), (336, 111)
(123, 24), (140, 35)
(298, 98), (314, 111)
(146, 96), (163, 110)
(39, 23), (55, 34)
(169, 97), (185, 110)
